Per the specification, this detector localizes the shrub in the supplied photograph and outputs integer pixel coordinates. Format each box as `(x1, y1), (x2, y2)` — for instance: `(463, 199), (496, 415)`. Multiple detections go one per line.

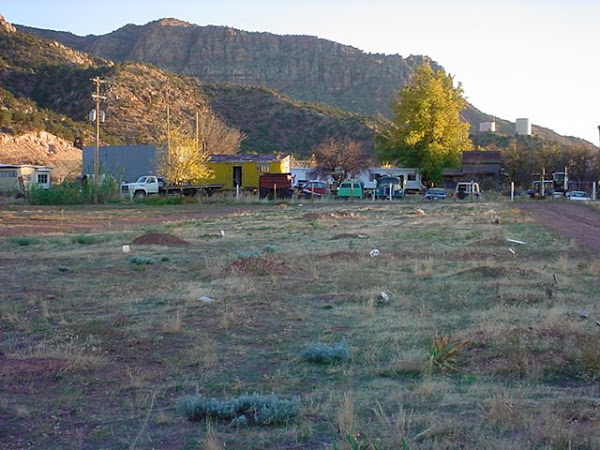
(179, 393), (300, 426)
(302, 339), (350, 364)
(71, 235), (109, 245)
(25, 184), (81, 205)
(24, 175), (120, 205)
(7, 236), (41, 246)
(129, 255), (156, 265)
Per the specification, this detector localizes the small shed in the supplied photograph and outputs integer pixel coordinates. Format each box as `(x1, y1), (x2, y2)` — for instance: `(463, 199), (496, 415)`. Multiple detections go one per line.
(207, 154), (291, 190)
(442, 151), (505, 190)
(0, 164), (52, 193)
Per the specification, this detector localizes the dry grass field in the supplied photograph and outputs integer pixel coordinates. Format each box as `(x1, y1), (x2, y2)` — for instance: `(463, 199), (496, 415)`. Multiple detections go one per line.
(1, 197), (600, 449)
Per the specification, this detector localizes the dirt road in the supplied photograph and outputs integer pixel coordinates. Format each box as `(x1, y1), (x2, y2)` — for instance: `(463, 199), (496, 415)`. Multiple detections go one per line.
(517, 202), (600, 253)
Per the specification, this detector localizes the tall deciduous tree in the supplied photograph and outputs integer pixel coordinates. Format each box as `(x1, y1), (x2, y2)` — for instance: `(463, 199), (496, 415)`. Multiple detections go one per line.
(313, 138), (371, 183)
(156, 126), (213, 184)
(378, 63), (472, 183)
(197, 110), (244, 155)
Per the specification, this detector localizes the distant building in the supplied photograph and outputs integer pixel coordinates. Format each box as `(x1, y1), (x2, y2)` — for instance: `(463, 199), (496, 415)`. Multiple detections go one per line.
(0, 163), (52, 193)
(515, 118), (532, 136)
(82, 145), (156, 182)
(207, 154), (291, 190)
(479, 121), (496, 133)
(82, 145), (290, 190)
(442, 151), (505, 190)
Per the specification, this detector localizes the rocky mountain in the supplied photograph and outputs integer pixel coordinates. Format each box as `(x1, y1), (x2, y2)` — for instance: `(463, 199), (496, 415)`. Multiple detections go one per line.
(0, 131), (81, 181)
(19, 18), (595, 150)
(18, 18), (430, 120)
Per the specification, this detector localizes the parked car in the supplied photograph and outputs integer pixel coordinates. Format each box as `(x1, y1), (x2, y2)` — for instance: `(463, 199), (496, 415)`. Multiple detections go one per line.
(299, 180), (329, 198)
(374, 176), (404, 199)
(568, 191), (590, 201)
(336, 180), (364, 199)
(424, 187), (447, 200)
(454, 181), (481, 199)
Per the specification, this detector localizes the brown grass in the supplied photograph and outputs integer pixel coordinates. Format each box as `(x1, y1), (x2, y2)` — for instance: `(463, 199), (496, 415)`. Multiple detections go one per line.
(2, 200), (600, 449)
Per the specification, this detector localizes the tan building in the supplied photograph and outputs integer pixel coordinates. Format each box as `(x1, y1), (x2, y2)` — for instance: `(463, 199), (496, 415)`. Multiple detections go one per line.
(0, 164), (52, 193)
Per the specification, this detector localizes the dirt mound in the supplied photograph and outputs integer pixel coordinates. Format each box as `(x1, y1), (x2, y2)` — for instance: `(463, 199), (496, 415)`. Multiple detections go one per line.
(132, 233), (191, 246)
(223, 257), (292, 276)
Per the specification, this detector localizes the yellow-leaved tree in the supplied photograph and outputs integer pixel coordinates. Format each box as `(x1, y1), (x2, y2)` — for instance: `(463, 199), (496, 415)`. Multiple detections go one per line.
(378, 62), (472, 183)
(156, 126), (213, 185)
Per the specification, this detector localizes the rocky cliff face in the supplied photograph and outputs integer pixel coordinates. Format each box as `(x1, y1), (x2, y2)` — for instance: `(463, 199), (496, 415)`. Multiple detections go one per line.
(21, 19), (432, 118)
(0, 132), (81, 181)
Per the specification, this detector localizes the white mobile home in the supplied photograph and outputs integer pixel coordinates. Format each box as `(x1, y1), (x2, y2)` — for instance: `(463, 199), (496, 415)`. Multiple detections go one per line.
(291, 167), (334, 189)
(355, 168), (423, 193)
(0, 164), (52, 193)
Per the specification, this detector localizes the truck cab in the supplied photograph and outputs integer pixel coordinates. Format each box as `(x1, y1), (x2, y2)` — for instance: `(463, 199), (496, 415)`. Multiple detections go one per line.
(121, 176), (162, 198)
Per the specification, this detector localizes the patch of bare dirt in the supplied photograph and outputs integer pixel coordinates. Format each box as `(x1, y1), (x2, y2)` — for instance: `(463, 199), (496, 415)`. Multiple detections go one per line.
(0, 357), (67, 377)
(327, 250), (363, 259)
(517, 203), (600, 253)
(302, 211), (361, 220)
(330, 233), (368, 240)
(223, 257), (293, 276)
(132, 232), (191, 246)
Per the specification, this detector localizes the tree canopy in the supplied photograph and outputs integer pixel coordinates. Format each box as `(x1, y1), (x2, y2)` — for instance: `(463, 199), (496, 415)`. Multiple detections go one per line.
(378, 63), (472, 183)
(156, 126), (213, 184)
(312, 138), (371, 183)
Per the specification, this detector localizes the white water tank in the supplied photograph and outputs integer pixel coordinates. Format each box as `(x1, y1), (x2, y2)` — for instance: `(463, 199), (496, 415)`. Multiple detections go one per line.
(515, 118), (531, 135)
(479, 121), (496, 132)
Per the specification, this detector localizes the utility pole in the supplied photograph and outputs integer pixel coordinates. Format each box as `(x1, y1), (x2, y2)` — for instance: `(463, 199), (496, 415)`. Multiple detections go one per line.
(91, 77), (106, 203)
(195, 110), (199, 151)
(166, 104), (171, 169)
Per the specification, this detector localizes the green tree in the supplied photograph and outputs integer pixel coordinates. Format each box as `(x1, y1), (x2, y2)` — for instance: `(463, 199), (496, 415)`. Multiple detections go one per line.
(156, 126), (213, 184)
(378, 63), (472, 183)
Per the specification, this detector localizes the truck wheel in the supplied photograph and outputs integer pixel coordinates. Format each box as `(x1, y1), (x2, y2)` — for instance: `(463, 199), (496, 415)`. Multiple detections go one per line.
(134, 190), (146, 199)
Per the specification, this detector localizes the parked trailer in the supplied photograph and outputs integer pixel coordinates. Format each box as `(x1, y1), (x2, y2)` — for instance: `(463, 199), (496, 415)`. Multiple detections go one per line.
(121, 175), (223, 199)
(258, 173), (294, 199)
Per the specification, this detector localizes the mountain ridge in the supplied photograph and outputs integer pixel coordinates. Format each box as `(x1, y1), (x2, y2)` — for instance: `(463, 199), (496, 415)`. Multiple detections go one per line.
(17, 17), (596, 150)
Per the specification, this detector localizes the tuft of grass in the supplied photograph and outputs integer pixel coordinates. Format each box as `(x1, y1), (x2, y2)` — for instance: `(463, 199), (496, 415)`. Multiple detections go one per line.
(480, 390), (520, 429)
(162, 310), (183, 333)
(414, 257), (435, 279)
(427, 332), (469, 374)
(179, 393), (300, 426)
(337, 392), (356, 439)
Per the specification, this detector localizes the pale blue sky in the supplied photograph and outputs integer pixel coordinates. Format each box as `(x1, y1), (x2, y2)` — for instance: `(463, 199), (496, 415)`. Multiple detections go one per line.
(2, 0), (599, 145)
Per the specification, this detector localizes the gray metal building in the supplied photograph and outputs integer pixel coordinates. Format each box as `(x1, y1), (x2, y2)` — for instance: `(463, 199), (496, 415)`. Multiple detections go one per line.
(82, 145), (158, 182)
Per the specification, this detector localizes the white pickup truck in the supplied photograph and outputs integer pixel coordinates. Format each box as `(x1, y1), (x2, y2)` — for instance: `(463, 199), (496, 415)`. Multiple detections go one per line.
(121, 175), (222, 198)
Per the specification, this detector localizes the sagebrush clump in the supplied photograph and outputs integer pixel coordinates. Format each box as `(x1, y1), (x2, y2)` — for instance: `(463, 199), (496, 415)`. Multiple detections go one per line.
(302, 339), (350, 364)
(179, 393), (300, 426)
